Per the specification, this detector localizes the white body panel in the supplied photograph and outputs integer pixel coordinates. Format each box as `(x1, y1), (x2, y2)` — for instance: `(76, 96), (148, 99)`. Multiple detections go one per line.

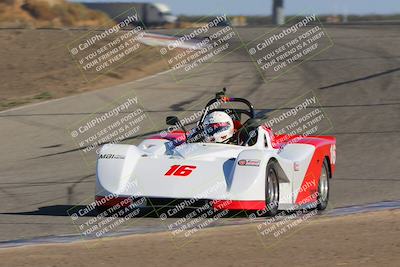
(96, 127), (320, 210)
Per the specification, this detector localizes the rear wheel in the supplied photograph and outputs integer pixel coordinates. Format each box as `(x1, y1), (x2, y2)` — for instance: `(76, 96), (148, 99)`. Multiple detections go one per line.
(265, 161), (280, 216)
(317, 160), (330, 210)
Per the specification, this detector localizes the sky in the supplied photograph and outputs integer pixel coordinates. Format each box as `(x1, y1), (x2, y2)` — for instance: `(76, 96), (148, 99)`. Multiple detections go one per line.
(75, 0), (400, 16)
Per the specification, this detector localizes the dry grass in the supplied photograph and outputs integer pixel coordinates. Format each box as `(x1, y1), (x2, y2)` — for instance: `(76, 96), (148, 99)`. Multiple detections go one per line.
(0, 29), (171, 111)
(0, 0), (112, 28)
(0, 210), (399, 267)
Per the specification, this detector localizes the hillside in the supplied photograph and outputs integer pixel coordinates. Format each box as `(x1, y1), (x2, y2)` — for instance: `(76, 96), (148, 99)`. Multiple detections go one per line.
(0, 0), (112, 28)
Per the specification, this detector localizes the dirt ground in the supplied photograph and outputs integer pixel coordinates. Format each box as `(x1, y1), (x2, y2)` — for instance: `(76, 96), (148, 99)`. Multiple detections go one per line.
(0, 29), (169, 110)
(1, 210), (399, 267)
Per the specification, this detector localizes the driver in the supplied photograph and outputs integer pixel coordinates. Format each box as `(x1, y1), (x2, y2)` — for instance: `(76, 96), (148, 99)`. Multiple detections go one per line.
(202, 111), (234, 143)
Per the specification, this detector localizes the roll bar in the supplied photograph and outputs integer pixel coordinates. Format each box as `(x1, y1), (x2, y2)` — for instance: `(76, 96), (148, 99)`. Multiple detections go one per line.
(199, 89), (255, 123)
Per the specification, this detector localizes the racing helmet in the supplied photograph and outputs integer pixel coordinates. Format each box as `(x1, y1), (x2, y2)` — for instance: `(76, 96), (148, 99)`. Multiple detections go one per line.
(203, 111), (234, 143)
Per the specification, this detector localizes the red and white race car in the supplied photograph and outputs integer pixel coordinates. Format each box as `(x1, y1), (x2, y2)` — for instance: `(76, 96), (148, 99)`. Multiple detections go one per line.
(95, 90), (336, 216)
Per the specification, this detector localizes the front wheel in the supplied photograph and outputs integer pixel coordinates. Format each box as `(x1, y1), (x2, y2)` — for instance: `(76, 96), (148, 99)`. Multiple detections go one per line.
(316, 160), (330, 210)
(265, 161), (280, 216)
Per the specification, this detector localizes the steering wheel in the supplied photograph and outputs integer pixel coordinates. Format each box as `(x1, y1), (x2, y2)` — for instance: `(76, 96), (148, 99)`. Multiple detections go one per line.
(236, 118), (262, 146)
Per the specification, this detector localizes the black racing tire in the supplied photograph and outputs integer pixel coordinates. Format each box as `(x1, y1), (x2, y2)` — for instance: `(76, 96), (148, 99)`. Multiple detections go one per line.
(317, 160), (330, 210)
(265, 161), (280, 217)
(96, 206), (110, 215)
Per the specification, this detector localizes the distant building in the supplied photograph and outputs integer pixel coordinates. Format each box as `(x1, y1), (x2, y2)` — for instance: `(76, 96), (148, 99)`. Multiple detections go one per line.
(326, 16), (340, 23)
(79, 2), (177, 26)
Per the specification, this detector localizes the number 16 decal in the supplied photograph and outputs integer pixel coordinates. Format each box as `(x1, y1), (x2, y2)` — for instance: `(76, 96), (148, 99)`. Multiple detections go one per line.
(165, 165), (196, 177)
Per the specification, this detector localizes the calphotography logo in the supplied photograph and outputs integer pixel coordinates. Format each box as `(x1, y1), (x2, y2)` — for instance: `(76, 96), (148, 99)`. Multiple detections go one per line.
(247, 14), (333, 81)
(67, 7), (147, 81)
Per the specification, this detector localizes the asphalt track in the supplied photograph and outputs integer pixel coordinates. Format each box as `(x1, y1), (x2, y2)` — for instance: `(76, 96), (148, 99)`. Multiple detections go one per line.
(0, 25), (399, 242)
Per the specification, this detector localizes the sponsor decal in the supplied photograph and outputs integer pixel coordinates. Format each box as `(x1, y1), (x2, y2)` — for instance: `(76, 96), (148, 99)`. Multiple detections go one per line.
(98, 154), (125, 159)
(293, 161), (300, 171)
(238, 159), (260, 167)
(330, 144), (336, 165)
(165, 165), (197, 176)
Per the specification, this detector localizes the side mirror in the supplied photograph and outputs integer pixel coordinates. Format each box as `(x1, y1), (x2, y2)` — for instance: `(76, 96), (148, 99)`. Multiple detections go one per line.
(166, 116), (179, 126)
